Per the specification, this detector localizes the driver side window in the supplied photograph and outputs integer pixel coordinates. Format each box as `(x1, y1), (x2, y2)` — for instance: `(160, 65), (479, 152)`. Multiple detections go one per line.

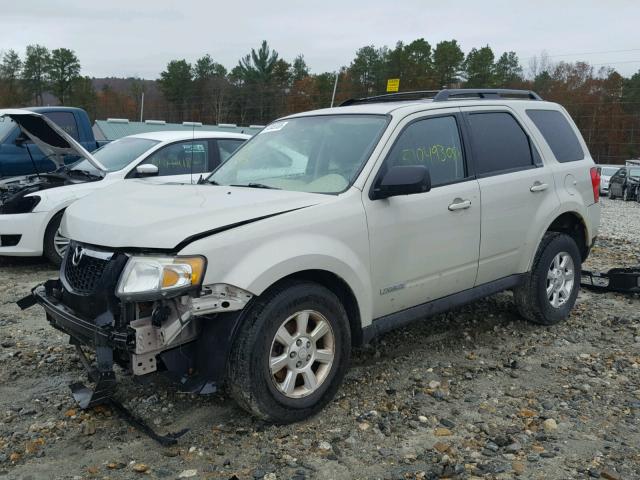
(141, 140), (209, 176)
(385, 116), (466, 188)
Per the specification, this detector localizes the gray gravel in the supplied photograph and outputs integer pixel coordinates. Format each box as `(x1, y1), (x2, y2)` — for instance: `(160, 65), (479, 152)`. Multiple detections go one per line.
(0, 197), (638, 480)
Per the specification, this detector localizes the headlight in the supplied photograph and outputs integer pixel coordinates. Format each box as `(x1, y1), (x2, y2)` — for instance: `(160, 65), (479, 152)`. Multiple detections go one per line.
(0, 194), (41, 214)
(116, 256), (206, 299)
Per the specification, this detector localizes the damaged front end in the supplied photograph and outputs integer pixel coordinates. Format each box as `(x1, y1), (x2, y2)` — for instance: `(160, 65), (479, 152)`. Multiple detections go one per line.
(19, 240), (253, 412)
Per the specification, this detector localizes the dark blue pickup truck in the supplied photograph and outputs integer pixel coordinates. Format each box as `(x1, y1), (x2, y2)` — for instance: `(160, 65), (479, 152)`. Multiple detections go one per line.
(0, 107), (108, 177)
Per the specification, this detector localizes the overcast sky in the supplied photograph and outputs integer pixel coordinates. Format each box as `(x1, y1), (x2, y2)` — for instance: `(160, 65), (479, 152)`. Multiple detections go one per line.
(2, 0), (639, 79)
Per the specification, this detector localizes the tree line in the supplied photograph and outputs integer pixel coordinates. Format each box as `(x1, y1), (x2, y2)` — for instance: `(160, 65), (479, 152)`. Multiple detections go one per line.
(1, 39), (639, 163)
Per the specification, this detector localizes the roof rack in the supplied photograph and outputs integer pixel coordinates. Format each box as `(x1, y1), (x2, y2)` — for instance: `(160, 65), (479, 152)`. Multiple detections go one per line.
(433, 88), (542, 101)
(340, 88), (542, 106)
(340, 90), (440, 106)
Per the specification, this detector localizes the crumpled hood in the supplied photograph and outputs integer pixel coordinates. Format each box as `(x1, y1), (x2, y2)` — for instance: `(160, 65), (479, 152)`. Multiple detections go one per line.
(62, 180), (329, 250)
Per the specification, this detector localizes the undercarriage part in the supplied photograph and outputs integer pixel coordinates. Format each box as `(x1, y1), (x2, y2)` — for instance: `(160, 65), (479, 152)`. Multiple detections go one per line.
(581, 267), (640, 294)
(73, 345), (189, 446)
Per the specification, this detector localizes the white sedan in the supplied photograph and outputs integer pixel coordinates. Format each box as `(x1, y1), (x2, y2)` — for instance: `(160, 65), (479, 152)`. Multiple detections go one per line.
(0, 109), (249, 265)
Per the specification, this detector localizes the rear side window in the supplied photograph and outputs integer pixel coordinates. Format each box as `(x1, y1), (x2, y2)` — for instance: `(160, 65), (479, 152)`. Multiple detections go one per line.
(385, 115), (465, 187)
(526, 109), (584, 162)
(218, 139), (246, 163)
(43, 111), (79, 140)
(466, 112), (533, 175)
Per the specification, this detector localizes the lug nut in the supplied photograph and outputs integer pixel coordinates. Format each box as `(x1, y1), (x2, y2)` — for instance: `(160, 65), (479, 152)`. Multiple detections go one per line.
(296, 339), (302, 346)
(306, 341), (311, 348)
(290, 352), (296, 358)
(296, 361), (302, 368)
(307, 355), (311, 361)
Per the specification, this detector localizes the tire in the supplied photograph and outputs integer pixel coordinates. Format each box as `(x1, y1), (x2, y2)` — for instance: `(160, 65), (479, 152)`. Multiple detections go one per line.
(227, 280), (351, 423)
(43, 211), (69, 267)
(609, 189), (616, 200)
(514, 232), (581, 326)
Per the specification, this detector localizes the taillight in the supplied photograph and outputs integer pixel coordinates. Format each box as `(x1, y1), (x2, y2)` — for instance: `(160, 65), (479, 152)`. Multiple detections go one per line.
(590, 167), (601, 203)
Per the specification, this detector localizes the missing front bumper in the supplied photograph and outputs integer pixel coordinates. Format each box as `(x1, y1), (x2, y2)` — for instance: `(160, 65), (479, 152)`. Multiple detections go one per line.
(581, 267), (640, 294)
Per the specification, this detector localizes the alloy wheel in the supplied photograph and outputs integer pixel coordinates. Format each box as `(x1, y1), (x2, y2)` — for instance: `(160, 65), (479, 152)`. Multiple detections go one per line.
(269, 310), (335, 398)
(54, 229), (70, 259)
(546, 252), (575, 308)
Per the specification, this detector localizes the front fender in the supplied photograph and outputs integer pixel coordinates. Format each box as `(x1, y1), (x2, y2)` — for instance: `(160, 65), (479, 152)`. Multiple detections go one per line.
(217, 234), (372, 328)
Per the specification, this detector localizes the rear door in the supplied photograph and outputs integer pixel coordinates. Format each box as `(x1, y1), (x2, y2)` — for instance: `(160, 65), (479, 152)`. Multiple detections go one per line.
(364, 109), (481, 318)
(461, 107), (559, 285)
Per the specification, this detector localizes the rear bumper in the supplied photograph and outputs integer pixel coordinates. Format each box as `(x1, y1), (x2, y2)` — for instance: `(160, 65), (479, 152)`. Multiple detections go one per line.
(0, 211), (48, 256)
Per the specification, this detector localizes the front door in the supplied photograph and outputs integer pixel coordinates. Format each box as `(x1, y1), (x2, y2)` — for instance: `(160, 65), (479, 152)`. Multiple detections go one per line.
(364, 111), (481, 318)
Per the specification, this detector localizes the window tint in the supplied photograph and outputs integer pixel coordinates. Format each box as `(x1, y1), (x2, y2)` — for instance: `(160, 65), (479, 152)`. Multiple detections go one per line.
(142, 140), (209, 176)
(467, 112), (533, 175)
(526, 109), (584, 162)
(218, 139), (245, 163)
(43, 112), (79, 140)
(386, 116), (465, 187)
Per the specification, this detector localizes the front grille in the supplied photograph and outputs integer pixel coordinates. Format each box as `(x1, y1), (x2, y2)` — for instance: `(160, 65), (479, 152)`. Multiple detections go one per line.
(63, 245), (112, 295)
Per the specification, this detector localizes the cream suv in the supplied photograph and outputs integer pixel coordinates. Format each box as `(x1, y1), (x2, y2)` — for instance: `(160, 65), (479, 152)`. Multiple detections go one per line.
(24, 89), (601, 423)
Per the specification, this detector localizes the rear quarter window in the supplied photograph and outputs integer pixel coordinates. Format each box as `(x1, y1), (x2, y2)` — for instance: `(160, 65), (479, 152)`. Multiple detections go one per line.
(526, 109), (584, 163)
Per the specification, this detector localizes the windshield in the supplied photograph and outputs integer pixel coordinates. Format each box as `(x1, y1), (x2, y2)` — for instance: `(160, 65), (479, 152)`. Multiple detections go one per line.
(0, 117), (16, 142)
(209, 114), (388, 194)
(601, 167), (620, 176)
(72, 137), (160, 173)
(629, 167), (640, 178)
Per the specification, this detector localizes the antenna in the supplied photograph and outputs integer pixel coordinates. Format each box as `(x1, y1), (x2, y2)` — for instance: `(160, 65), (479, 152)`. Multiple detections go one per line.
(189, 123), (195, 184)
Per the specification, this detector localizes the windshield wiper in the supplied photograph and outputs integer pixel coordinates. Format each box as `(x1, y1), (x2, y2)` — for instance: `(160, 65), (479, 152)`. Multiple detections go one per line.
(230, 183), (280, 190)
(68, 169), (102, 180)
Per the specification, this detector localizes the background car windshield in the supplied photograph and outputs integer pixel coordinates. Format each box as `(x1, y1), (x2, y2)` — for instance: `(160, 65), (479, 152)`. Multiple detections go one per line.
(601, 167), (620, 176)
(0, 117), (16, 142)
(629, 167), (640, 178)
(209, 115), (388, 194)
(72, 137), (160, 173)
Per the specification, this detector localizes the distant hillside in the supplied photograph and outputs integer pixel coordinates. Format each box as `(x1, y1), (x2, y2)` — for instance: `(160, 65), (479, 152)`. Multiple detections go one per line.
(91, 77), (160, 98)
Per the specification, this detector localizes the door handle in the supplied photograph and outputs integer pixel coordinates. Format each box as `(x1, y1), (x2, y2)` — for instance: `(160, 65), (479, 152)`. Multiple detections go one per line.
(530, 182), (548, 192)
(448, 198), (472, 211)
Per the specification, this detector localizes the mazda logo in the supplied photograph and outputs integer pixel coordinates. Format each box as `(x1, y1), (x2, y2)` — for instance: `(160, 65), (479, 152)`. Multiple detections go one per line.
(71, 246), (84, 266)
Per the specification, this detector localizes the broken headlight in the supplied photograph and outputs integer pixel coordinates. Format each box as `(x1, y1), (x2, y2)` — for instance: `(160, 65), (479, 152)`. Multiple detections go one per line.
(116, 256), (206, 299)
(0, 194), (41, 214)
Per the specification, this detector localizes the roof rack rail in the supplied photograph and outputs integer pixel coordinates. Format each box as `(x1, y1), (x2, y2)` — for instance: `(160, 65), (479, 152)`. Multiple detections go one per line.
(340, 90), (440, 106)
(339, 88), (542, 106)
(433, 88), (542, 101)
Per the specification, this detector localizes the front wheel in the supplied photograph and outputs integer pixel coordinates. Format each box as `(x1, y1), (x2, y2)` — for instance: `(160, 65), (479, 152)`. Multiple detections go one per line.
(43, 211), (69, 267)
(227, 281), (351, 423)
(514, 232), (581, 325)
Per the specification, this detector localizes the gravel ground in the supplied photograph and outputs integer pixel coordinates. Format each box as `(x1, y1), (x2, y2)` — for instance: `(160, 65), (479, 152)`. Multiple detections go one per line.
(0, 197), (638, 480)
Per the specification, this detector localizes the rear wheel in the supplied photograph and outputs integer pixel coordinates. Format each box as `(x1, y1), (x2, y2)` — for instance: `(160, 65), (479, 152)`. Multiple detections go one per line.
(227, 281), (351, 423)
(514, 232), (581, 325)
(43, 211), (68, 267)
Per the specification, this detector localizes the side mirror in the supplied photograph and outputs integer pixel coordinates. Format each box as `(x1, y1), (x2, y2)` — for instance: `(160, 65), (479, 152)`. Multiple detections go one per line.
(135, 164), (159, 177)
(371, 165), (431, 200)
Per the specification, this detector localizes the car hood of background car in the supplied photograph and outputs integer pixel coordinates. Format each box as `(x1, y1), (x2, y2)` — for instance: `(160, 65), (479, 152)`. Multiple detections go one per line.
(0, 109), (106, 173)
(62, 180), (332, 250)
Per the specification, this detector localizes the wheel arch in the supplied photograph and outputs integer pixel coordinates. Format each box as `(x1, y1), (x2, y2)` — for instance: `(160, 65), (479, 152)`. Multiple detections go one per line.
(256, 269), (365, 347)
(543, 210), (590, 262)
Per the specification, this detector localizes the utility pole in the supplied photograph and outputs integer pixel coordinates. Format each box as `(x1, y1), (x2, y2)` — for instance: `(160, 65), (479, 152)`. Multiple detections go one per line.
(330, 71), (339, 108)
(140, 92), (145, 122)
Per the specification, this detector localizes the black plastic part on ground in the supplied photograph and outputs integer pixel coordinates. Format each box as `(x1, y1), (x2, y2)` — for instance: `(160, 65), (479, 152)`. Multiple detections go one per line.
(581, 267), (640, 293)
